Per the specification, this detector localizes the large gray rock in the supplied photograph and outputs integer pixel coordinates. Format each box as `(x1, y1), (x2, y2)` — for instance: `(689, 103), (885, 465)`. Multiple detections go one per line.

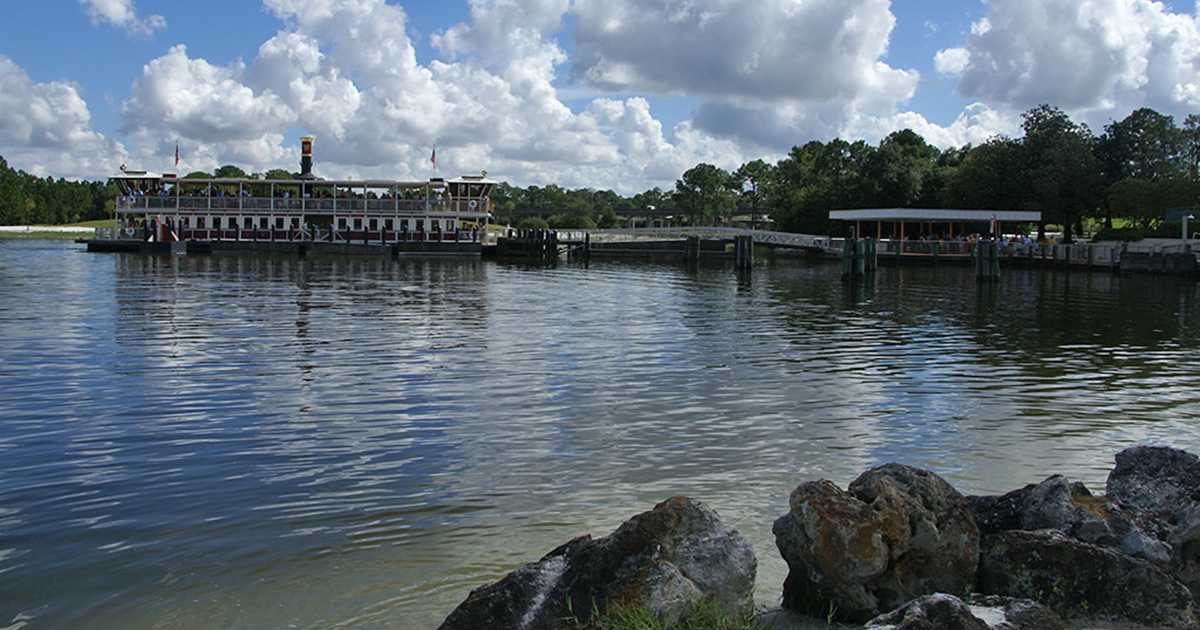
(1108, 445), (1200, 597)
(1107, 446), (1200, 518)
(772, 465), (979, 623)
(967, 475), (1170, 563)
(438, 497), (755, 630)
(865, 593), (1064, 630)
(977, 529), (1197, 628)
(865, 594), (990, 630)
(965, 594), (1065, 630)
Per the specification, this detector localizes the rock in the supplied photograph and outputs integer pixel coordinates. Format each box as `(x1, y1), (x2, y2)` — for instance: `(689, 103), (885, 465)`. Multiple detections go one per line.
(977, 529), (1197, 628)
(864, 593), (990, 630)
(438, 497), (756, 630)
(1108, 445), (1200, 598)
(772, 465), (978, 623)
(1107, 446), (1200, 518)
(965, 594), (1065, 630)
(968, 475), (1171, 564)
(865, 593), (1065, 630)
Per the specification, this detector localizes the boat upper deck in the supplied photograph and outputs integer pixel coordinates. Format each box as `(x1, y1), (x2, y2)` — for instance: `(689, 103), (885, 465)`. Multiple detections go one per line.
(113, 174), (496, 218)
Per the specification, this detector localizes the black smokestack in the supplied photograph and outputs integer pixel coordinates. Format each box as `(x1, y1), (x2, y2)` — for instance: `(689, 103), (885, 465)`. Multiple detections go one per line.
(299, 135), (315, 179)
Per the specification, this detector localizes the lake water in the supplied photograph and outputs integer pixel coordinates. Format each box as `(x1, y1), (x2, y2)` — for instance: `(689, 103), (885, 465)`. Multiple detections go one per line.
(1, 239), (1199, 629)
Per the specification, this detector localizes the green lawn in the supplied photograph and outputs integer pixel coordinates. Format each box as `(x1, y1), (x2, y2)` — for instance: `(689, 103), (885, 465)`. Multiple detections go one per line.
(62, 218), (115, 228)
(0, 231), (90, 240)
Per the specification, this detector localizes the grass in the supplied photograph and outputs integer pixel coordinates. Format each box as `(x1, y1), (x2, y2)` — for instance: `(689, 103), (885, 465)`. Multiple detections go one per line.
(61, 219), (115, 228)
(581, 602), (843, 630)
(0, 231), (89, 240)
(0, 218), (113, 240)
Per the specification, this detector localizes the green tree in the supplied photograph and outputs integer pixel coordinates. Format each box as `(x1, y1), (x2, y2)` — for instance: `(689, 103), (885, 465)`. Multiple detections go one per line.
(673, 164), (735, 226)
(867, 129), (939, 208)
(516, 216), (549, 230)
(734, 159), (773, 229)
(214, 165), (248, 179)
(1020, 105), (1102, 242)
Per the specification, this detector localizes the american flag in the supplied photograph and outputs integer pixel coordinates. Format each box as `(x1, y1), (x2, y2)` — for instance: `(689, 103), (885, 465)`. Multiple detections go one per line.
(175, 142), (180, 168)
(430, 146), (437, 169)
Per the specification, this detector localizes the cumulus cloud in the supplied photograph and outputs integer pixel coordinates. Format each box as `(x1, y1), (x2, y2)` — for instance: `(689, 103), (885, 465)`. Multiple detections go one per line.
(8, 0), (1028, 189)
(0, 56), (126, 179)
(948, 0), (1200, 127)
(572, 0), (917, 104)
(79, 0), (165, 36)
(107, 0), (758, 191)
(934, 48), (971, 75)
(568, 0), (1001, 153)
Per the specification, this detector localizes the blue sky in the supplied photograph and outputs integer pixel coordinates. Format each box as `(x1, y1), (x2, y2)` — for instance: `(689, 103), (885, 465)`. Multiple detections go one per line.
(2, 1), (1200, 190)
(2, 1), (982, 140)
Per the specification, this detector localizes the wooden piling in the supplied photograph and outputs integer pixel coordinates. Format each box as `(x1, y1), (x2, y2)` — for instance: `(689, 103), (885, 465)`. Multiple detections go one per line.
(734, 235), (754, 270)
(974, 240), (1001, 280)
(841, 237), (855, 278)
(686, 236), (701, 264)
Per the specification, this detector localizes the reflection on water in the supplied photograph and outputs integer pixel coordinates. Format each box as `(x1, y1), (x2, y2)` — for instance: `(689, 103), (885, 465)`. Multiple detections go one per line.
(1, 240), (1198, 628)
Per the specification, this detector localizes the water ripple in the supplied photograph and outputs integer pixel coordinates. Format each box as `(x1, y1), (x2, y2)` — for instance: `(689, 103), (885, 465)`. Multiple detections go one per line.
(0, 242), (1199, 628)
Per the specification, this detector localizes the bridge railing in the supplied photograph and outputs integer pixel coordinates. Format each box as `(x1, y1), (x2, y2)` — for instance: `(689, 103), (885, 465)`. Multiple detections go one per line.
(591, 227), (834, 251)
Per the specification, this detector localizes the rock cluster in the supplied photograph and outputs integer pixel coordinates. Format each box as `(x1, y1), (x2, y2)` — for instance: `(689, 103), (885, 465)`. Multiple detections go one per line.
(437, 497), (755, 630)
(863, 593), (1063, 630)
(439, 446), (1200, 630)
(771, 465), (978, 621)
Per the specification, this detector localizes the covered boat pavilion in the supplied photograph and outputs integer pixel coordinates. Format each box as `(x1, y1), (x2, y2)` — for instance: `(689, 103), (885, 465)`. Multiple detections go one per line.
(829, 208), (1042, 240)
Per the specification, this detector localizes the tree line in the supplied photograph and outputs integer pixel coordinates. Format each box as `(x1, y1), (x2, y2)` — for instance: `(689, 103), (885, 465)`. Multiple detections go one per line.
(6, 104), (1200, 241)
(0, 157), (115, 225)
(498, 105), (1200, 242)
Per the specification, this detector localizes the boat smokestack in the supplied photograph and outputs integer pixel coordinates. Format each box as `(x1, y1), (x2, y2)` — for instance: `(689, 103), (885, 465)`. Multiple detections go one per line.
(299, 136), (315, 179)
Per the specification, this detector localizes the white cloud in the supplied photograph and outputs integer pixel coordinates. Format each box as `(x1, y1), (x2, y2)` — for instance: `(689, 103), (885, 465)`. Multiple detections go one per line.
(934, 48), (971, 75)
(564, 0), (1005, 155)
(0, 56), (126, 179)
(949, 0), (1200, 128)
(79, 0), (165, 36)
(4, 0), (1024, 190)
(572, 0), (918, 105)
(849, 103), (1021, 149)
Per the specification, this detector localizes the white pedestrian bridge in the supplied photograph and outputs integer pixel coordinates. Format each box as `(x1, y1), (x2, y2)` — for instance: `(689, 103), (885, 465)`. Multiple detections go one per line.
(589, 227), (836, 253)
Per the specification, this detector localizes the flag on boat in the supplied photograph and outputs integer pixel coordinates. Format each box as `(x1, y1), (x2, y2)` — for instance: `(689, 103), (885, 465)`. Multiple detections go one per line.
(175, 142), (180, 168)
(431, 146), (437, 169)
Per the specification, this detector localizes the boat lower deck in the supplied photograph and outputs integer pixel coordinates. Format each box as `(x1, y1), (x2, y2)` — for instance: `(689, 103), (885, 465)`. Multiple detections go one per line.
(85, 239), (481, 257)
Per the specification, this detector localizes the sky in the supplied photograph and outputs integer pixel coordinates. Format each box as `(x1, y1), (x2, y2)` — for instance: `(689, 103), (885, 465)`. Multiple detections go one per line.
(3, 0), (1200, 193)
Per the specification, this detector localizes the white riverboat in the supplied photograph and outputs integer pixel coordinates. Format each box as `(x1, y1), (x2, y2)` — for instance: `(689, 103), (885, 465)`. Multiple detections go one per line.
(92, 136), (494, 255)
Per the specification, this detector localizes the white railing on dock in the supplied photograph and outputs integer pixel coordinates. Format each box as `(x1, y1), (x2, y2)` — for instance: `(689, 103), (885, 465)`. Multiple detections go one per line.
(592, 227), (834, 251)
(95, 227), (145, 241)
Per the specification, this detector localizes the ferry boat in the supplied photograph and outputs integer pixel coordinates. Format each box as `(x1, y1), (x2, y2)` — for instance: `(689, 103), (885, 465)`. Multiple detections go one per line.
(88, 136), (494, 255)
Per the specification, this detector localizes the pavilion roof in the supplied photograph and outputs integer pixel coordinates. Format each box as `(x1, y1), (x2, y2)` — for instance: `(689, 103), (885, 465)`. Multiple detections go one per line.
(829, 208), (1042, 222)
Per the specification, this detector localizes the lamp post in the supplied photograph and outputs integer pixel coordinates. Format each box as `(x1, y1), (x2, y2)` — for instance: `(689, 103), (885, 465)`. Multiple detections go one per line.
(1185, 214), (1195, 241)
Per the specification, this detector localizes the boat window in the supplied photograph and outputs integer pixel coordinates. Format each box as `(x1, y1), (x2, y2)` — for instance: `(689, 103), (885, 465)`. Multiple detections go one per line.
(338, 218), (348, 230)
(275, 217), (284, 229)
(416, 220), (424, 231)
(431, 220), (441, 232)
(400, 219), (409, 231)
(290, 218), (299, 228)
(228, 217), (238, 229)
(259, 217), (268, 229)
(384, 219), (393, 231)
(353, 218), (362, 230)
(243, 217), (253, 229)
(197, 217), (206, 228)
(369, 219), (378, 230)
